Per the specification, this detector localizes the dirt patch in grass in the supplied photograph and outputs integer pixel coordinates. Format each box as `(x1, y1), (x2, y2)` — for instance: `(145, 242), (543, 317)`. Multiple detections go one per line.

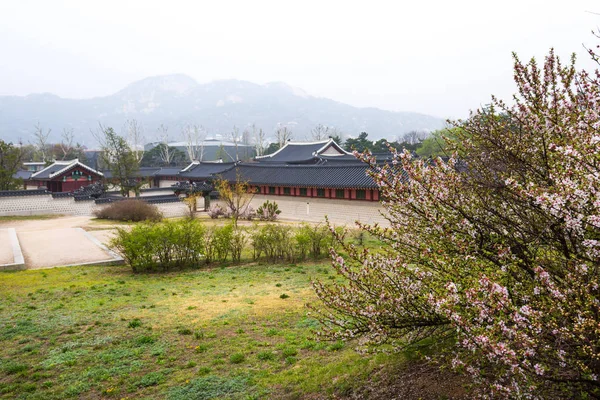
(341, 360), (471, 400)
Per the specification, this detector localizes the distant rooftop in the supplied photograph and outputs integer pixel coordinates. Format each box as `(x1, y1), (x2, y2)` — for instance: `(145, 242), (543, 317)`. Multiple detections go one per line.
(255, 139), (349, 163)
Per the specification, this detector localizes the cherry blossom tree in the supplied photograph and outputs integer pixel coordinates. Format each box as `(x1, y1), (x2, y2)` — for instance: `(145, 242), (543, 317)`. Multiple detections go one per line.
(313, 47), (600, 398)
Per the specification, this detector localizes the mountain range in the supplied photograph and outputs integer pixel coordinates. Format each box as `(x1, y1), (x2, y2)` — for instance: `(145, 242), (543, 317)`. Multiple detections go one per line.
(0, 74), (446, 146)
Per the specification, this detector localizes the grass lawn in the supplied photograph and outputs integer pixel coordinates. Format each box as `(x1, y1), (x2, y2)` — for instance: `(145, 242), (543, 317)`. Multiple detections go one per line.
(0, 215), (63, 222)
(0, 261), (401, 399)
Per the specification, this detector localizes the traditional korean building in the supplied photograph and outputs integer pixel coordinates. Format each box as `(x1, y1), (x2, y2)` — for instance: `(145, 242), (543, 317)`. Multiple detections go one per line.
(145, 139), (386, 201)
(152, 162), (235, 188)
(255, 138), (354, 164)
(27, 159), (104, 192)
(218, 163), (380, 201)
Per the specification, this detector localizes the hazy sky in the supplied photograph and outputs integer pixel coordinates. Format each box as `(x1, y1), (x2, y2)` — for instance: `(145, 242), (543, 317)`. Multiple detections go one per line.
(0, 0), (598, 119)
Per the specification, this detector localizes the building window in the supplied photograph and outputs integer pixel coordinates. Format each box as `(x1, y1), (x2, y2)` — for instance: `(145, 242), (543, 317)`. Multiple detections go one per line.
(254, 186), (261, 194)
(335, 189), (345, 198)
(299, 188), (307, 196)
(283, 187), (291, 195)
(317, 188), (325, 197)
(356, 190), (366, 199)
(269, 186), (276, 194)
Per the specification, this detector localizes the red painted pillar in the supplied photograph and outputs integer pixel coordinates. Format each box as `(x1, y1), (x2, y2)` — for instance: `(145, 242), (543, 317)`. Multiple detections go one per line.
(373, 190), (379, 201)
(344, 189), (350, 199)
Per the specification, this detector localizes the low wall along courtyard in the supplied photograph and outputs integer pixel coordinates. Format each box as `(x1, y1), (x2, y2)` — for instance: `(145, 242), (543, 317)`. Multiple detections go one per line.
(0, 190), (188, 218)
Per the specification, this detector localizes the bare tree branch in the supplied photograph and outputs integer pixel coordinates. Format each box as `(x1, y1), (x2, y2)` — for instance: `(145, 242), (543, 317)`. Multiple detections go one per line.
(252, 124), (266, 156)
(183, 124), (206, 162)
(275, 125), (293, 148)
(156, 124), (173, 165)
(33, 122), (51, 162)
(59, 128), (75, 160)
(124, 119), (145, 165)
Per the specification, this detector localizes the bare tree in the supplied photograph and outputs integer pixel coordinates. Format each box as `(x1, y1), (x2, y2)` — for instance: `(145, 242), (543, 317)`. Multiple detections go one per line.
(310, 124), (330, 141)
(124, 119), (145, 165)
(241, 127), (252, 160)
(33, 122), (51, 162)
(252, 124), (266, 156)
(275, 125), (293, 148)
(400, 130), (428, 145)
(59, 128), (75, 160)
(92, 122), (141, 196)
(156, 124), (173, 165)
(183, 124), (206, 162)
(228, 126), (240, 161)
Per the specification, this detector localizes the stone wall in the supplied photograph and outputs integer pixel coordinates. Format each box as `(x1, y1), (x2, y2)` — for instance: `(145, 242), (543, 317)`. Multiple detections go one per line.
(214, 194), (389, 227)
(0, 194), (188, 218)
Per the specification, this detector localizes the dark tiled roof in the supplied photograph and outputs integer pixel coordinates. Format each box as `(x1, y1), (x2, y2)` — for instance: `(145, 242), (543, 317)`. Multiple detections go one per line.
(256, 139), (349, 163)
(0, 189), (49, 197)
(13, 170), (32, 180)
(31, 160), (103, 180)
(102, 167), (161, 179)
(30, 163), (69, 179)
(137, 167), (162, 177)
(218, 163), (378, 189)
(154, 167), (182, 176)
(178, 162), (235, 179)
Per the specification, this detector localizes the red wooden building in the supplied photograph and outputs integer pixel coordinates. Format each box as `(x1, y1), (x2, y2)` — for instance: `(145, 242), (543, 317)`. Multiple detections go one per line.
(27, 159), (104, 192)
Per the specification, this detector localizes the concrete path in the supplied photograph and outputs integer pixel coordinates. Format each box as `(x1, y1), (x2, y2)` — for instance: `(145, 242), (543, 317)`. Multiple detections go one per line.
(0, 228), (25, 270)
(0, 229), (14, 265)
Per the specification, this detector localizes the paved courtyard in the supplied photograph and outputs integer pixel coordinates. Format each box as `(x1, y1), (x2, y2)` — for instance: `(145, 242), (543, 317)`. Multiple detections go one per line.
(0, 216), (122, 270)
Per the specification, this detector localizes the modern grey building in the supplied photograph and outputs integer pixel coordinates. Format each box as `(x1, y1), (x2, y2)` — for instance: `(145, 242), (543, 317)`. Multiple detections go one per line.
(144, 139), (255, 162)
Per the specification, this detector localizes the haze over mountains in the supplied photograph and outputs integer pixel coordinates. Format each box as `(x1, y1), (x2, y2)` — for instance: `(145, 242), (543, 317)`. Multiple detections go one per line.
(0, 74), (446, 146)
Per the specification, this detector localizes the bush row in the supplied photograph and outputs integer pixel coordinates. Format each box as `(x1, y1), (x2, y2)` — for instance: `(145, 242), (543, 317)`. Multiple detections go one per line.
(109, 219), (339, 272)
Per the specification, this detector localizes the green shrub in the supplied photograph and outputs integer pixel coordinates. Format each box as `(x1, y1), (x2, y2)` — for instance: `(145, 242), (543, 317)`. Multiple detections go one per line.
(230, 228), (247, 263)
(94, 199), (162, 222)
(296, 223), (329, 259)
(213, 224), (233, 263)
(202, 224), (234, 264)
(250, 224), (295, 262)
(109, 219), (207, 272)
(256, 200), (281, 221)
